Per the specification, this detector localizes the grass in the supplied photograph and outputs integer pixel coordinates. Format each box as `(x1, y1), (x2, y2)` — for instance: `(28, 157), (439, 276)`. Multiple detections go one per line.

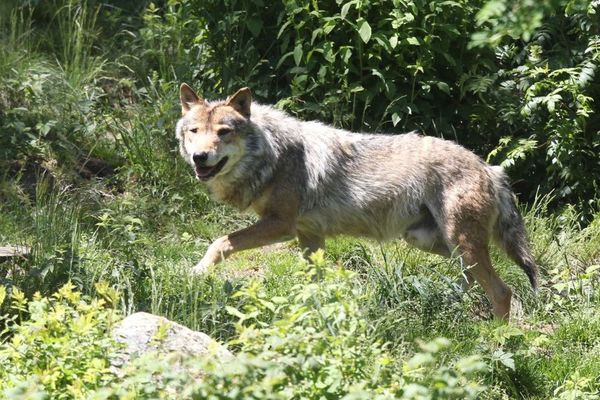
(1, 1), (600, 398)
(2, 171), (599, 398)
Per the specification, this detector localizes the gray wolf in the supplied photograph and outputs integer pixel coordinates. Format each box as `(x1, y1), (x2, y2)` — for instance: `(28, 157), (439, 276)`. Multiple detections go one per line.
(175, 83), (539, 320)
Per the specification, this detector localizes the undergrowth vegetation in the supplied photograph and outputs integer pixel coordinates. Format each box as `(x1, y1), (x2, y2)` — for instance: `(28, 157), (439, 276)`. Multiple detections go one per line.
(1, 0), (599, 398)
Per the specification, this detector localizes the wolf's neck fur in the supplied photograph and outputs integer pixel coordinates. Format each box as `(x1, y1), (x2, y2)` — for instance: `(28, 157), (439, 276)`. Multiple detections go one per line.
(205, 103), (359, 212)
(206, 105), (289, 210)
(206, 143), (277, 211)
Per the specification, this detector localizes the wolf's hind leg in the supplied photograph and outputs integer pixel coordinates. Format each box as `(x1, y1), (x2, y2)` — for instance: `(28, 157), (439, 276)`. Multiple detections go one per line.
(459, 239), (511, 319)
(403, 209), (481, 292)
(442, 215), (512, 320)
(298, 231), (325, 260)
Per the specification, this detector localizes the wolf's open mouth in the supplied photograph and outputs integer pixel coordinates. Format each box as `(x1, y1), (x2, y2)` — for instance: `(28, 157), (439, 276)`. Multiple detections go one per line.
(195, 157), (229, 180)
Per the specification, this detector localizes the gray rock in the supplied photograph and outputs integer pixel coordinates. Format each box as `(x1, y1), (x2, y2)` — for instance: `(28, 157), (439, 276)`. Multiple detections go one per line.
(112, 312), (233, 370)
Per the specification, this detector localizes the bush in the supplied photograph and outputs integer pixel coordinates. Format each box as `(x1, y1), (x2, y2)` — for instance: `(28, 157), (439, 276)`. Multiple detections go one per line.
(0, 282), (121, 399)
(0, 261), (489, 399)
(2, 0), (598, 212)
(130, 0), (599, 214)
(209, 252), (487, 399)
(102, 254), (487, 399)
(475, 0), (600, 214)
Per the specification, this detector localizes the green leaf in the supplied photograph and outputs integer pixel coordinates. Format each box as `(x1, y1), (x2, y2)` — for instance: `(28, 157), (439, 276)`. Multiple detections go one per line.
(225, 306), (246, 320)
(455, 355), (487, 374)
(492, 349), (515, 370)
(436, 81), (450, 95)
(323, 42), (335, 63)
(293, 44), (303, 66)
(392, 113), (401, 127)
(311, 28), (322, 45)
(259, 299), (276, 312)
(476, 0), (506, 26)
(341, 2), (352, 19)
(357, 19), (372, 43)
(0, 285), (5, 306)
(371, 69), (389, 92)
(276, 20), (292, 39)
(406, 36), (420, 46)
(246, 17), (263, 37)
(418, 337), (450, 353)
(276, 51), (293, 69)
(578, 62), (596, 87)
(407, 352), (434, 368)
(271, 296), (288, 304)
(324, 19), (337, 35)
(586, 265), (600, 274)
(492, 324), (524, 345)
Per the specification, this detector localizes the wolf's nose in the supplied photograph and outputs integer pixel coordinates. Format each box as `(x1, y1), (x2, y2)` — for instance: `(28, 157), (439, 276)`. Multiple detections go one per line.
(193, 152), (209, 165)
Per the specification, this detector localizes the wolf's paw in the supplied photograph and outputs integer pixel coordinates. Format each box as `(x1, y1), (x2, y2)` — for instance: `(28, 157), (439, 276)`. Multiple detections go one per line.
(191, 260), (211, 275)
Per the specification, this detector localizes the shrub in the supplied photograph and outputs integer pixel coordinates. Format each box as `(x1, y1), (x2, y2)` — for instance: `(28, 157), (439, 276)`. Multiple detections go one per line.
(476, 0), (600, 214)
(90, 254), (488, 399)
(130, 0), (599, 214)
(0, 282), (121, 399)
(211, 253), (488, 399)
(3, 0), (599, 211)
(0, 260), (489, 399)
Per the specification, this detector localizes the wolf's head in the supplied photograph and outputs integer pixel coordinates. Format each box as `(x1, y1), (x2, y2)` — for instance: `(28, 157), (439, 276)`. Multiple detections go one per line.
(176, 84), (252, 181)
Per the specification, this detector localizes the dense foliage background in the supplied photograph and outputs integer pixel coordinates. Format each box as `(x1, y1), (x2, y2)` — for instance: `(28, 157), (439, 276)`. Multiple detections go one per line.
(0, 0), (599, 398)
(1, 0), (599, 211)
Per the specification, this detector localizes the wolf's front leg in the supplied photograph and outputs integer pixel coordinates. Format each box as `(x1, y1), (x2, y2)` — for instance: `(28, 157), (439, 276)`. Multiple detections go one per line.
(192, 236), (233, 274)
(192, 218), (297, 274)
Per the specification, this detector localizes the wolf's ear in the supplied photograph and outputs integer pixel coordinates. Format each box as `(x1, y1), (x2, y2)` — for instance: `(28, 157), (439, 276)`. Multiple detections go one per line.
(179, 83), (204, 114)
(226, 87), (252, 119)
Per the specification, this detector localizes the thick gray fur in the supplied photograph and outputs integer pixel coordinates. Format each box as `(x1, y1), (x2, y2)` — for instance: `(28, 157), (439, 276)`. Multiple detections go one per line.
(176, 99), (538, 292)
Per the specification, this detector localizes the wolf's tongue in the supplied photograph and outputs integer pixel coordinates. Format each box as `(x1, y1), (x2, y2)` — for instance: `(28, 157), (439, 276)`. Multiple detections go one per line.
(195, 166), (213, 177)
(194, 156), (229, 180)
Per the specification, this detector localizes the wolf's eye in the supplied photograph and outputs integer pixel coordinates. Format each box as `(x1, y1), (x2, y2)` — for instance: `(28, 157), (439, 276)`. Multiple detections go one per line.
(189, 127), (198, 133)
(217, 128), (232, 137)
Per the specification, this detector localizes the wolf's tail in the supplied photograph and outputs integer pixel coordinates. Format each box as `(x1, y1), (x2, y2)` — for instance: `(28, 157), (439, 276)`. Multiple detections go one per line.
(489, 166), (539, 290)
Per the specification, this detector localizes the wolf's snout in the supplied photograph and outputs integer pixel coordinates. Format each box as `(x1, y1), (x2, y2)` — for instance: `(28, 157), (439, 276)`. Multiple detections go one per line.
(192, 152), (209, 166)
